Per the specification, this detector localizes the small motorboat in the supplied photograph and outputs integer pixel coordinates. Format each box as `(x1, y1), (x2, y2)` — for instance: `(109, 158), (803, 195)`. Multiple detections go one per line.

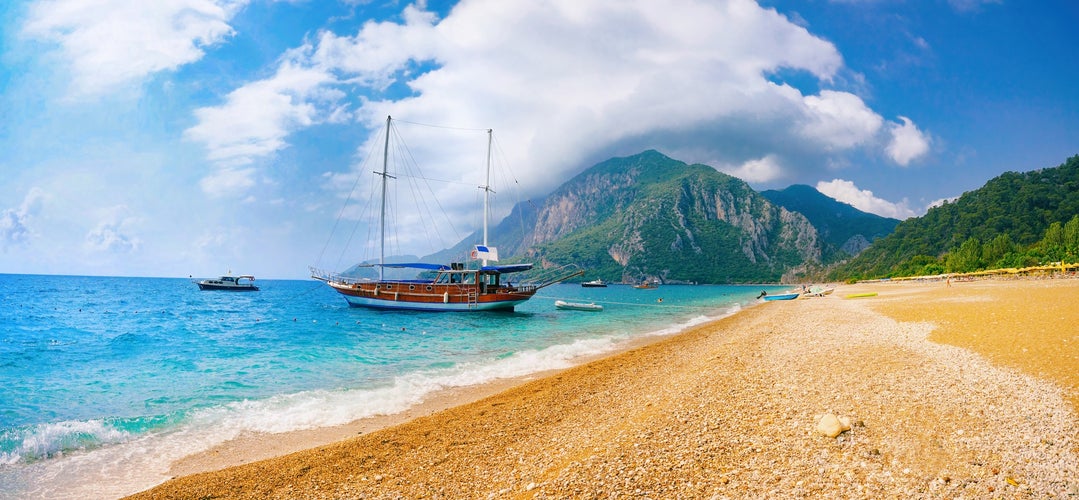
(633, 281), (658, 289)
(761, 292), (799, 301)
(196, 274), (259, 291)
(807, 286), (835, 297)
(581, 279), (608, 288)
(554, 300), (603, 311)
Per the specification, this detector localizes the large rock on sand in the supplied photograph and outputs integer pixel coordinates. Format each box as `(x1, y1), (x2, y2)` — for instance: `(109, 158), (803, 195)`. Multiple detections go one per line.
(816, 413), (851, 438)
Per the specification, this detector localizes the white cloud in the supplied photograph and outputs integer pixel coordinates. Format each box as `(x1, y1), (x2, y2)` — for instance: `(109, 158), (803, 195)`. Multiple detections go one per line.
(23, 0), (245, 97)
(84, 205), (142, 253)
(184, 62), (328, 167)
(186, 0), (852, 197)
(718, 155), (785, 183)
(199, 167), (257, 198)
(799, 90), (883, 151)
(0, 188), (46, 249)
(947, 0), (1002, 13)
(885, 116), (930, 166)
(816, 179), (916, 219)
(926, 196), (959, 211)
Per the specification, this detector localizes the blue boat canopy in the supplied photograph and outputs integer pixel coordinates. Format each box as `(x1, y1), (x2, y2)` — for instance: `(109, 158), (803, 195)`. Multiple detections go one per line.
(378, 263), (451, 270)
(371, 262), (533, 273)
(481, 264), (534, 273)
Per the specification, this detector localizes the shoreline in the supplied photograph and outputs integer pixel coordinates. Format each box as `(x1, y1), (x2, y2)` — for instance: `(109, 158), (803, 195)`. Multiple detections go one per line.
(166, 304), (748, 478)
(129, 279), (1078, 498)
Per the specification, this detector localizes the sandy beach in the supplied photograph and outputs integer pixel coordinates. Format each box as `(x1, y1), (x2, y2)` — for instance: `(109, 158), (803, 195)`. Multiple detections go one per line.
(127, 279), (1078, 498)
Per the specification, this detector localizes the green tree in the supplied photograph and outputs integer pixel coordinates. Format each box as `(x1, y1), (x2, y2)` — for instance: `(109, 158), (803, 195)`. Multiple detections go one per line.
(1064, 215), (1079, 258)
(1041, 222), (1065, 261)
(981, 233), (1016, 268)
(946, 237), (983, 273)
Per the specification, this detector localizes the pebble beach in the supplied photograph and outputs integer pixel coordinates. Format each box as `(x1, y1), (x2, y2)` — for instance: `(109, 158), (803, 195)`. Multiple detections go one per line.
(127, 278), (1079, 499)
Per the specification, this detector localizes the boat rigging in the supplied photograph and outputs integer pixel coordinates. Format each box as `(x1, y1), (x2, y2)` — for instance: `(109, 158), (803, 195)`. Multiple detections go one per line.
(311, 116), (581, 311)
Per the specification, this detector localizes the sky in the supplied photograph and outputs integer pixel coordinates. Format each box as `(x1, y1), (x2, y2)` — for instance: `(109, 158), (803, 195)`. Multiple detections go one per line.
(1, 0), (1077, 279)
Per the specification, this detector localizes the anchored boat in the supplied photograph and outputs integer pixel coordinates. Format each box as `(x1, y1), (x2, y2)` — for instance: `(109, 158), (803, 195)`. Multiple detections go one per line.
(196, 274), (259, 291)
(554, 300), (603, 311)
(312, 116), (581, 311)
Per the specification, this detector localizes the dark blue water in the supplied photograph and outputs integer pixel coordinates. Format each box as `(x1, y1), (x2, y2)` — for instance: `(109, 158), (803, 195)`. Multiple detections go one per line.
(0, 274), (781, 498)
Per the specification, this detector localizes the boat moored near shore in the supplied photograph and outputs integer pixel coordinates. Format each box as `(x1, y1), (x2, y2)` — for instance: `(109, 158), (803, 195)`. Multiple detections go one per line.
(554, 300), (603, 311)
(311, 116), (582, 311)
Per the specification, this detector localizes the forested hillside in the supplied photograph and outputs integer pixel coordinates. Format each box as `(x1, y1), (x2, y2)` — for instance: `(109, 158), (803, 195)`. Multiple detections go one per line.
(833, 155), (1079, 279)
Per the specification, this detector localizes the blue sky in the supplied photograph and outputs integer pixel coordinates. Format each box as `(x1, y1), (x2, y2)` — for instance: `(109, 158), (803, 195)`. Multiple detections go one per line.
(1, 0), (1076, 278)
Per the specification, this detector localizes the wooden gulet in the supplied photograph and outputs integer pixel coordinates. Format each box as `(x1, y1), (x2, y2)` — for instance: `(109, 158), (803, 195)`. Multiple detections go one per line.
(313, 116), (581, 311)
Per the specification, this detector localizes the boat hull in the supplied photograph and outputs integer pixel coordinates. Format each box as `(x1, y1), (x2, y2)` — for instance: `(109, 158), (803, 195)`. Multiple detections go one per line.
(762, 293), (799, 301)
(554, 300), (603, 311)
(327, 281), (534, 312)
(197, 283), (259, 291)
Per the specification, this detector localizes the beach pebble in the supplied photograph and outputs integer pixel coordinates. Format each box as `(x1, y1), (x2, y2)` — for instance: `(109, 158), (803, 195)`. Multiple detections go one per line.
(816, 413), (851, 438)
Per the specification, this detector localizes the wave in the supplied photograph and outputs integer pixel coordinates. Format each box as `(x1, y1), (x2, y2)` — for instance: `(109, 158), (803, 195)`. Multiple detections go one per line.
(640, 303), (741, 337)
(0, 301), (747, 498)
(0, 334), (620, 497)
(0, 419), (132, 465)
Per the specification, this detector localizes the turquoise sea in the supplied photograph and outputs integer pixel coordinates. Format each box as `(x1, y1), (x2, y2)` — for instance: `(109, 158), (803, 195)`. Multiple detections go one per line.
(0, 274), (784, 499)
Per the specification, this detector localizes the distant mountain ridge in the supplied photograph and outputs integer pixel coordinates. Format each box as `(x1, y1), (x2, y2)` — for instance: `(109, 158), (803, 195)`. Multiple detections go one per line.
(761, 184), (899, 259)
(392, 151), (1079, 284)
(435, 150), (841, 283)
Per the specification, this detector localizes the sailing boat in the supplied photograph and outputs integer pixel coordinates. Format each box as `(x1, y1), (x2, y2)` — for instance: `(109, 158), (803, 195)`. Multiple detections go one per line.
(311, 116), (581, 311)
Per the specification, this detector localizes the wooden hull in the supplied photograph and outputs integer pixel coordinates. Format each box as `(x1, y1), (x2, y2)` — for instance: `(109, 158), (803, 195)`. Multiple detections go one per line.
(327, 280), (534, 311)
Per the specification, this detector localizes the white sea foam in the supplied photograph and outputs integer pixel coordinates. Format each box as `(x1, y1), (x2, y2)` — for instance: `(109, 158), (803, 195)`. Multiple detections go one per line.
(0, 333), (641, 499)
(0, 419), (132, 465)
(640, 304), (741, 337)
(3, 297), (755, 499)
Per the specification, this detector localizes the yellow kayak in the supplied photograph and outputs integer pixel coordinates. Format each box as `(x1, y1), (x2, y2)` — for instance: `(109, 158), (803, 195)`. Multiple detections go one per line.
(844, 292), (878, 299)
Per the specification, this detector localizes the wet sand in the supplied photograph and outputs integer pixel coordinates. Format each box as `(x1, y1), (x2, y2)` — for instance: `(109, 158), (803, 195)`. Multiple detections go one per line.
(127, 279), (1078, 498)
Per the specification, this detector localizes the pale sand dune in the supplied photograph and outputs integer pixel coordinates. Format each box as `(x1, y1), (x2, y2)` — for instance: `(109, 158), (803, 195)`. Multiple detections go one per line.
(127, 279), (1078, 498)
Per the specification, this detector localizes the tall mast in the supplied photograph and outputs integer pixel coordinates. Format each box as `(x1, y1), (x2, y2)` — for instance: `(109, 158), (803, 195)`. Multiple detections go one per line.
(481, 128), (493, 266)
(378, 115), (392, 281)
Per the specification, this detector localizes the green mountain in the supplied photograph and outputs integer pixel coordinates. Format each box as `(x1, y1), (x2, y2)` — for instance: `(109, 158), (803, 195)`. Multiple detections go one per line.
(762, 184), (899, 260)
(439, 150), (824, 283)
(835, 154), (1079, 279)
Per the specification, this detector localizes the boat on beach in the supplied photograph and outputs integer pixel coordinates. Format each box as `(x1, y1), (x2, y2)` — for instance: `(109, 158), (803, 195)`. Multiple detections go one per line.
(312, 116), (581, 311)
(554, 300), (603, 311)
(761, 292), (799, 301)
(807, 286), (835, 297)
(581, 279), (608, 288)
(196, 274), (259, 291)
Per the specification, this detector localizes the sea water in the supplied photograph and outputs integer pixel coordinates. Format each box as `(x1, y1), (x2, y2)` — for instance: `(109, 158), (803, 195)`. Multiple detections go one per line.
(0, 274), (784, 499)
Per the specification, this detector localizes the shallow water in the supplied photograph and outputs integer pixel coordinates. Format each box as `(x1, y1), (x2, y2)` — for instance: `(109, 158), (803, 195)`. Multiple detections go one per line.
(0, 274), (782, 498)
